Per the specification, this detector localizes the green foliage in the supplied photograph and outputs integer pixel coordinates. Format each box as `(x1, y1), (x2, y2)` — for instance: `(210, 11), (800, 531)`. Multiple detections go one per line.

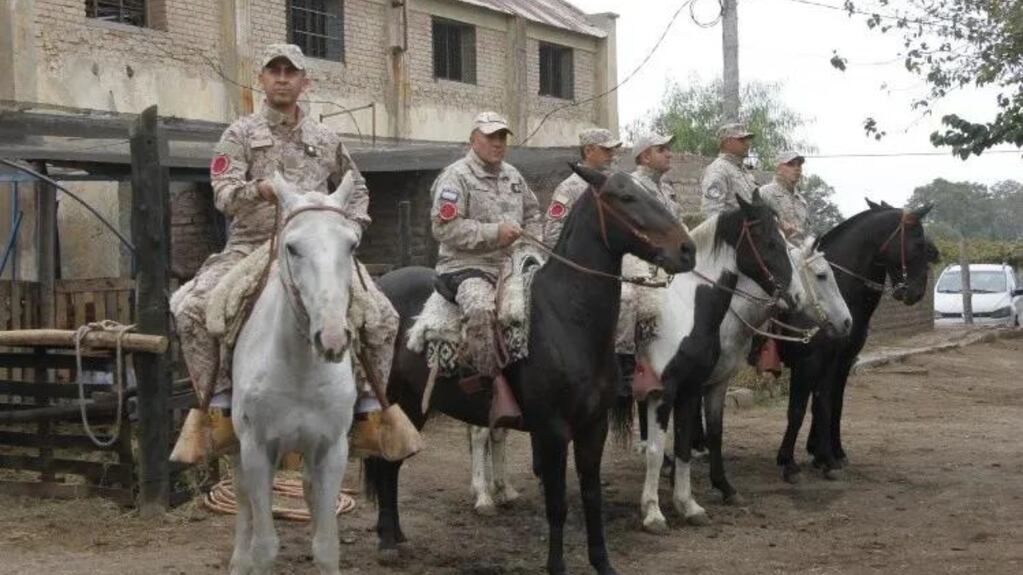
(907, 178), (1023, 240)
(801, 175), (846, 237)
(627, 78), (814, 171)
(836, 0), (1023, 156)
(930, 236), (1023, 270)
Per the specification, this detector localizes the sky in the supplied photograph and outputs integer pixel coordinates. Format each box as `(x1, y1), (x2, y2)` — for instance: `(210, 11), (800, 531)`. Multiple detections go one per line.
(568, 0), (1022, 216)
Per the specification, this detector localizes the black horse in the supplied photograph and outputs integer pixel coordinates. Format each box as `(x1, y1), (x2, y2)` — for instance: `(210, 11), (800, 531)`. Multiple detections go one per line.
(777, 201), (937, 481)
(369, 165), (696, 575)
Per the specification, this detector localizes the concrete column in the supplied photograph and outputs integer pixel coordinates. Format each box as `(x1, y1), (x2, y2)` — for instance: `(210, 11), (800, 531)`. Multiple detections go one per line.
(0, 0), (39, 103)
(221, 0), (254, 117)
(588, 12), (619, 135)
(505, 15), (529, 141)
(386, 0), (411, 140)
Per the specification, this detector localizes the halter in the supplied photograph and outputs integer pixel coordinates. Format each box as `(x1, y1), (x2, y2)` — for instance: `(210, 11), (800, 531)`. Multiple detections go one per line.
(737, 218), (784, 300)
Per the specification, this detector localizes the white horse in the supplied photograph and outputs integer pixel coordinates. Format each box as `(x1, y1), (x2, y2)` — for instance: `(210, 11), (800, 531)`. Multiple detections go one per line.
(229, 174), (359, 575)
(638, 215), (852, 531)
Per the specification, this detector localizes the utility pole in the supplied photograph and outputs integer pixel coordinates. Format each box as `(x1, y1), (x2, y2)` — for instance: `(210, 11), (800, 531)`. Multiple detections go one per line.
(722, 0), (740, 122)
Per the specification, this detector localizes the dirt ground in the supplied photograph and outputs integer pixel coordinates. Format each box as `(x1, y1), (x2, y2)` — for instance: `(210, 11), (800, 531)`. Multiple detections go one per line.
(2, 337), (1022, 575)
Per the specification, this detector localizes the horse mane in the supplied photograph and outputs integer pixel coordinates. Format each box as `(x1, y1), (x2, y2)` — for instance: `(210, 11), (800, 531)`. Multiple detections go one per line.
(816, 207), (897, 249)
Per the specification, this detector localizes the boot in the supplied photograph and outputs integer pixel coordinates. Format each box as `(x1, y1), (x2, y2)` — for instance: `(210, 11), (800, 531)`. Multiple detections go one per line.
(489, 374), (522, 429)
(756, 339), (783, 377)
(169, 406), (238, 464)
(350, 411), (384, 459)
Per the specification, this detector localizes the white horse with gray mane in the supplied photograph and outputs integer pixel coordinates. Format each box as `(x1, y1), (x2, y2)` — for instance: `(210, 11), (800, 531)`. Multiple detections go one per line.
(637, 211), (852, 531)
(229, 173), (359, 575)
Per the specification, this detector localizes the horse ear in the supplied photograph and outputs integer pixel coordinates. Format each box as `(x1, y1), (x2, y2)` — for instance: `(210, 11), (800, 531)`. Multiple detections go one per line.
(911, 203), (934, 221)
(272, 172), (299, 208)
(881, 200), (895, 209)
(329, 171), (355, 207)
(750, 187), (763, 204)
(570, 163), (607, 188)
(865, 198), (881, 210)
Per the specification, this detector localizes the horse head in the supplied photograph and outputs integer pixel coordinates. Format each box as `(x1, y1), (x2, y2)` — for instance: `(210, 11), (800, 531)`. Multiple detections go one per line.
(733, 190), (799, 309)
(570, 164), (696, 273)
(272, 172), (360, 363)
(791, 236), (853, 338)
(875, 203), (934, 304)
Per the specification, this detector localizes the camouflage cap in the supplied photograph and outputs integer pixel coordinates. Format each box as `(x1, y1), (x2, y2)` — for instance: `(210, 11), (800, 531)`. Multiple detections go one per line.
(717, 122), (755, 141)
(261, 43), (307, 70)
(579, 128), (622, 148)
(632, 132), (674, 159)
(776, 150), (805, 165)
(472, 111), (512, 135)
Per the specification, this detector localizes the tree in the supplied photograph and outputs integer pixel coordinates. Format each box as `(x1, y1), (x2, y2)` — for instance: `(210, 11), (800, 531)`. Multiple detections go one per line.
(627, 78), (814, 170)
(906, 177), (1023, 239)
(833, 0), (1023, 157)
(801, 175), (846, 237)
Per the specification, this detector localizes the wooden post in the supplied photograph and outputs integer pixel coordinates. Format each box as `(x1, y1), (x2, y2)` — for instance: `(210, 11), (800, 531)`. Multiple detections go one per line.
(33, 161), (56, 329)
(130, 105), (172, 516)
(398, 200), (412, 268)
(959, 237), (973, 325)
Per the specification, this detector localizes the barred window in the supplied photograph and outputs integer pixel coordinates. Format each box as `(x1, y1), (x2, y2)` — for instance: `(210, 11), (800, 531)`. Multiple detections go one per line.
(288, 0), (345, 62)
(432, 17), (476, 84)
(85, 0), (147, 27)
(539, 42), (574, 100)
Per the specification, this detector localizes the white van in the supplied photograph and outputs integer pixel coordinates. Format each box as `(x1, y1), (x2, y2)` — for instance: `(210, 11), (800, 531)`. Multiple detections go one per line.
(933, 264), (1023, 326)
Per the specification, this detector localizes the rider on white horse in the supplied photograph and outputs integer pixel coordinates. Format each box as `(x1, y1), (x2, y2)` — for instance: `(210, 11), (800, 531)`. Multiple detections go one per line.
(171, 43), (398, 458)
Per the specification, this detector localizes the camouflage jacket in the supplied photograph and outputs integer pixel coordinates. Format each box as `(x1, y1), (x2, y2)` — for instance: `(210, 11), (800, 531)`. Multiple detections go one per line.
(430, 151), (542, 275)
(760, 177), (810, 243)
(542, 172), (590, 245)
(699, 152), (757, 217)
(210, 104), (369, 250)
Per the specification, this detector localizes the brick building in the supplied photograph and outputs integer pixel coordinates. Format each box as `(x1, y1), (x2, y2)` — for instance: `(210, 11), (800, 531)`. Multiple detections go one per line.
(0, 0), (618, 279)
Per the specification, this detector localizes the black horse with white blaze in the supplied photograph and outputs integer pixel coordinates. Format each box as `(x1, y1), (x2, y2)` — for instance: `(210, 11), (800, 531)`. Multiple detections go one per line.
(369, 165), (696, 575)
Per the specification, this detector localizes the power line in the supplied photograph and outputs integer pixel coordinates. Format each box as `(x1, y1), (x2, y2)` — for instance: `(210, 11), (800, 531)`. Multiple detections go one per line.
(776, 0), (966, 29)
(806, 149), (1021, 159)
(520, 0), (698, 145)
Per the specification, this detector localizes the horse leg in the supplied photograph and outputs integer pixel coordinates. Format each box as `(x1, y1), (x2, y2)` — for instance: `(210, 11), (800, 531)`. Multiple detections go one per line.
(574, 418), (619, 575)
(369, 457), (405, 561)
(304, 441), (346, 575)
(229, 455), (254, 575)
(639, 398), (668, 533)
(810, 378), (842, 480)
(691, 394), (708, 457)
(831, 362), (854, 467)
(705, 383), (743, 505)
(537, 424), (570, 575)
(635, 399), (649, 453)
(490, 427), (520, 506)
(468, 425), (497, 516)
(672, 396), (708, 525)
(237, 439), (279, 575)
(777, 364), (812, 484)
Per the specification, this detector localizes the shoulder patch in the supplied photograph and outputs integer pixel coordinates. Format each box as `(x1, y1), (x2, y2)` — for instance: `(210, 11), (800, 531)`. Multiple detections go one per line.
(438, 202), (459, 221)
(440, 189), (460, 202)
(547, 201), (567, 220)
(704, 183), (724, 200)
(210, 155), (231, 176)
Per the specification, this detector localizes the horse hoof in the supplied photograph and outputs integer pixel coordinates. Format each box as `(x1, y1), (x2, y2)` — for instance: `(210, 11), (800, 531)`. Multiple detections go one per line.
(836, 455), (849, 468)
(496, 486), (520, 506)
(782, 467), (802, 484)
(724, 492), (746, 506)
(642, 514), (668, 534)
(686, 511), (711, 526)
(474, 501), (498, 516)
(822, 467), (844, 481)
(376, 548), (401, 566)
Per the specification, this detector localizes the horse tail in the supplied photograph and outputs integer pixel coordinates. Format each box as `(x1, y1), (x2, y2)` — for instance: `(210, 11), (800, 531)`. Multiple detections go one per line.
(609, 396), (634, 448)
(362, 457), (381, 504)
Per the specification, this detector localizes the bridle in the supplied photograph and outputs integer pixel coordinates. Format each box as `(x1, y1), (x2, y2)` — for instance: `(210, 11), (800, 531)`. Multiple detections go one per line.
(828, 211), (916, 295)
(264, 203), (360, 335)
(520, 182), (689, 287)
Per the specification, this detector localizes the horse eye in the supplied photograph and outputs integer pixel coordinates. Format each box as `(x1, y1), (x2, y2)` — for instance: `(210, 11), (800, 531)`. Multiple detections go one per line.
(815, 272), (827, 280)
(619, 194), (637, 204)
(286, 243), (301, 258)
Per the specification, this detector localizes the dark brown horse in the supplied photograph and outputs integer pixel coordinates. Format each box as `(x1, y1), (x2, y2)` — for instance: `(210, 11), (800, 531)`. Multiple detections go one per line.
(369, 165), (696, 574)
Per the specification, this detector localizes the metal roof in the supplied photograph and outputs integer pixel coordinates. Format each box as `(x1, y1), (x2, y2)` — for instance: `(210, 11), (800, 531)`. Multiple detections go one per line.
(454, 0), (608, 38)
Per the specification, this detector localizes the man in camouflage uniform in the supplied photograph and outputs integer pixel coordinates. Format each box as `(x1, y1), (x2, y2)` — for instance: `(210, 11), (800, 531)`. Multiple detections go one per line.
(542, 128), (622, 245)
(430, 111), (542, 379)
(632, 132), (684, 222)
(700, 123), (758, 217)
(172, 44), (398, 454)
(759, 151), (809, 243)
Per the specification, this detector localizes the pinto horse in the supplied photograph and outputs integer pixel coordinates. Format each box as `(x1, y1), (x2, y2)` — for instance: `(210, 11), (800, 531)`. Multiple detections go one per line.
(369, 165), (696, 574)
(776, 201), (936, 482)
